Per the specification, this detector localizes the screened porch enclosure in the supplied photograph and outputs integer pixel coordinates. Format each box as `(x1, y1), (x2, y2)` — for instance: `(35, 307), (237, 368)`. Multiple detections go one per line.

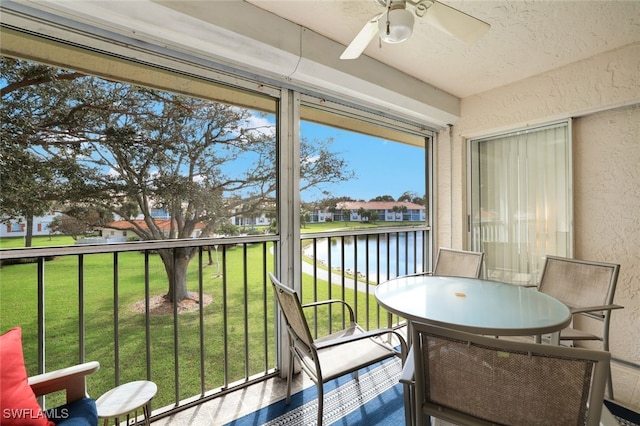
(3, 2), (637, 422)
(1, 34), (432, 422)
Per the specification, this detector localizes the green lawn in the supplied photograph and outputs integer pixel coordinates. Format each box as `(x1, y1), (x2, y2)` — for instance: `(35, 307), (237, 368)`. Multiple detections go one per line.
(0, 235), (77, 248)
(0, 234), (388, 410)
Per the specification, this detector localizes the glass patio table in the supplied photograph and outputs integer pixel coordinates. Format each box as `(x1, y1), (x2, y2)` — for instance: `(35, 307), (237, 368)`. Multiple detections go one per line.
(375, 275), (571, 342)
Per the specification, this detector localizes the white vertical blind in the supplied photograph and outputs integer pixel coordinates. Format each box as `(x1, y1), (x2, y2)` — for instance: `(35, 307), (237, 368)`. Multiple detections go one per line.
(470, 122), (572, 285)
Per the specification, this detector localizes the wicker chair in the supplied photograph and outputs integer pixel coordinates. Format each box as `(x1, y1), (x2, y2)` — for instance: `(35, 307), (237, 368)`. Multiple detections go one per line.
(536, 255), (622, 399)
(403, 322), (612, 426)
(269, 272), (408, 426)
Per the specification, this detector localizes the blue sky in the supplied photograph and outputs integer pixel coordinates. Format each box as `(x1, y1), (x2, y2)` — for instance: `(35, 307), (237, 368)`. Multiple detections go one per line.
(300, 121), (425, 202)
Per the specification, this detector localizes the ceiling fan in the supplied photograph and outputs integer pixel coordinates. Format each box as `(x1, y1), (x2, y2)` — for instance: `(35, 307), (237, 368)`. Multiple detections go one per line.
(340, 0), (490, 60)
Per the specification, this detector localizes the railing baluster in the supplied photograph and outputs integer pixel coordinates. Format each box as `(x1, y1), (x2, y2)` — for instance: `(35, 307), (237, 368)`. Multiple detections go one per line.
(327, 236), (332, 334)
(198, 247), (205, 395)
(262, 242), (269, 372)
(413, 231), (418, 274)
(113, 252), (120, 386)
(365, 234), (371, 330)
(312, 238), (318, 337)
(36, 257), (45, 408)
(78, 254), (85, 364)
(172, 248), (179, 405)
(243, 243), (249, 381)
(222, 246), (229, 388)
(144, 251), (152, 383)
(37, 257), (45, 375)
(353, 234), (358, 323)
(377, 234), (382, 329)
(340, 236), (346, 328)
(395, 233), (398, 276)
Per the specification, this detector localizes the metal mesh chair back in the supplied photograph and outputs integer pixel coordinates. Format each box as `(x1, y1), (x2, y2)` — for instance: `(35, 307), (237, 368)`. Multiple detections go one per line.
(536, 256), (621, 400)
(412, 323), (610, 426)
(433, 248), (484, 278)
(538, 256), (619, 313)
(270, 273), (315, 351)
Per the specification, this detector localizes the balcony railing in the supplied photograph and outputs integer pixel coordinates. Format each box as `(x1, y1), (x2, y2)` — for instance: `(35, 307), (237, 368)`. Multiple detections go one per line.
(0, 225), (428, 421)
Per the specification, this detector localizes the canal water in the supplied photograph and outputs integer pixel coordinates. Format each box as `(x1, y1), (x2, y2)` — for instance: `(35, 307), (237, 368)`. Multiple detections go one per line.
(306, 233), (424, 283)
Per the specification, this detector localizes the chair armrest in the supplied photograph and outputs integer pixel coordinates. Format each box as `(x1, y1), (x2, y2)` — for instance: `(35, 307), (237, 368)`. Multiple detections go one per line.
(569, 304), (623, 315)
(302, 299), (355, 323)
(28, 361), (100, 403)
(402, 272), (432, 277)
(569, 305), (624, 321)
(399, 346), (415, 385)
(314, 328), (407, 359)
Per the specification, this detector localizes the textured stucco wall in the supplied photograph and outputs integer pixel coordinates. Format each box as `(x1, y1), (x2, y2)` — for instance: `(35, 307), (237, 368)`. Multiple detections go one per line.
(457, 43), (640, 135)
(436, 43), (639, 366)
(572, 105), (640, 360)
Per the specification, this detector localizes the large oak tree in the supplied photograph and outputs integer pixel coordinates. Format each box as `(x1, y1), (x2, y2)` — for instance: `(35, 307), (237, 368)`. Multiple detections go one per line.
(1, 57), (352, 302)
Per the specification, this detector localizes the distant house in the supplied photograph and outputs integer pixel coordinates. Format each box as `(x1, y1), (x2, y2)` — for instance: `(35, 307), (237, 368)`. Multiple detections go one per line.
(229, 202), (274, 228)
(98, 219), (207, 242)
(309, 210), (330, 223)
(230, 213), (271, 227)
(332, 201), (426, 222)
(0, 210), (63, 238)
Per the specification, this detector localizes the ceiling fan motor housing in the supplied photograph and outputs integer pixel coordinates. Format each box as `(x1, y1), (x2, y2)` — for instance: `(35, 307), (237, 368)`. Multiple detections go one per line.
(342, 0), (488, 59)
(379, 2), (414, 43)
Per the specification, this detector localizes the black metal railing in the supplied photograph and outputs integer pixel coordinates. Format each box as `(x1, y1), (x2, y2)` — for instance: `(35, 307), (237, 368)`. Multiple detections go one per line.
(0, 226), (428, 420)
(300, 226), (428, 334)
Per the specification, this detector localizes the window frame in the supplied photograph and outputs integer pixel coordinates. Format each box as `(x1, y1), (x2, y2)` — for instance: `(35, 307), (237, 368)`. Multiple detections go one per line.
(467, 120), (573, 284)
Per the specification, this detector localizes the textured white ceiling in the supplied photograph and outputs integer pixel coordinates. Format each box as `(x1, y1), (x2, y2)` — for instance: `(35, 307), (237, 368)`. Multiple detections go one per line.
(245, 0), (640, 98)
(4, 0), (638, 124)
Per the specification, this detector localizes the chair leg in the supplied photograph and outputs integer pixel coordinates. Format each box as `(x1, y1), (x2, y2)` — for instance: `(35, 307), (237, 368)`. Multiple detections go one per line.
(402, 381), (412, 426)
(286, 348), (294, 405)
(317, 382), (324, 426)
(603, 340), (615, 400)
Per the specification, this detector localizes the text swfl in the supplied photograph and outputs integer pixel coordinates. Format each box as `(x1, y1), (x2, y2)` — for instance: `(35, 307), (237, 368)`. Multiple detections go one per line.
(3, 407), (69, 420)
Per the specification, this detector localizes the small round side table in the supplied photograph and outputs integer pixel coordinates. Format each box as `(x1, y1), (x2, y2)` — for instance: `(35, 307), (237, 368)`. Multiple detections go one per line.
(95, 380), (157, 426)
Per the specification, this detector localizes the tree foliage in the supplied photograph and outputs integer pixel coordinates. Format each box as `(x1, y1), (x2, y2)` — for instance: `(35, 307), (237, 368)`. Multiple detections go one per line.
(49, 214), (92, 240)
(360, 209), (377, 223)
(48, 206), (114, 240)
(370, 194), (395, 202)
(0, 58), (86, 246)
(1, 57), (352, 302)
(398, 191), (425, 205)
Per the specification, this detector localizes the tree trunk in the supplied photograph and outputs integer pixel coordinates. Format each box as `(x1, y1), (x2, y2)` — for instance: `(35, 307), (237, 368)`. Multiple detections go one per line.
(159, 247), (194, 303)
(24, 215), (34, 247)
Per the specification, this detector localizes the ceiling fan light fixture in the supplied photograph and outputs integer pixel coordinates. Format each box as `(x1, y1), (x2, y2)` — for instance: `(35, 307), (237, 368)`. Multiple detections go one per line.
(378, 8), (414, 43)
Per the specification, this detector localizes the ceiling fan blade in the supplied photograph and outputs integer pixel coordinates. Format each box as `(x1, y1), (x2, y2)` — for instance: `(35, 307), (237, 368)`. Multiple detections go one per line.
(423, 1), (490, 44)
(340, 14), (382, 60)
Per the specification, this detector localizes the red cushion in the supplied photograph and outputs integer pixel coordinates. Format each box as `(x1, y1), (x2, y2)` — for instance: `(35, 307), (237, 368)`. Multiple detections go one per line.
(0, 327), (54, 426)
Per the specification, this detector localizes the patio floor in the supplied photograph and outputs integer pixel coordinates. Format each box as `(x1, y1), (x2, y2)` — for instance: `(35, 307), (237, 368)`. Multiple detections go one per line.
(150, 357), (640, 425)
(151, 370), (313, 425)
